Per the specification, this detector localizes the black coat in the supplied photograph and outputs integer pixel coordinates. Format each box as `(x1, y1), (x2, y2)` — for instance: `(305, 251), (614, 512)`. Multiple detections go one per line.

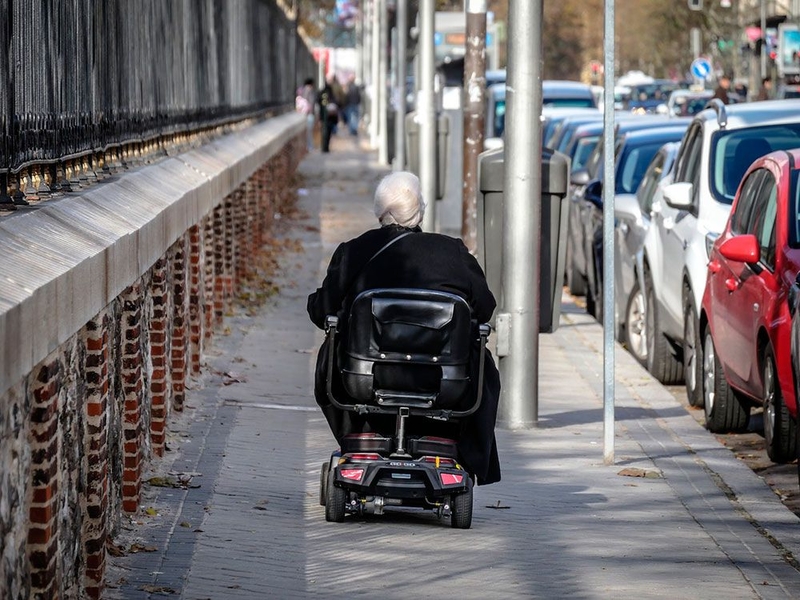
(307, 224), (502, 485)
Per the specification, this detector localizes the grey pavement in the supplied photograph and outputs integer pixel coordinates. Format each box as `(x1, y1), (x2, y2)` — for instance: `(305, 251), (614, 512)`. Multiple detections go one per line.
(107, 132), (800, 600)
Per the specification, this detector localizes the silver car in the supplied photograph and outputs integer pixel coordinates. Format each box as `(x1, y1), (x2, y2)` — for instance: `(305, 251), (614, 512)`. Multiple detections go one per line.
(613, 142), (680, 366)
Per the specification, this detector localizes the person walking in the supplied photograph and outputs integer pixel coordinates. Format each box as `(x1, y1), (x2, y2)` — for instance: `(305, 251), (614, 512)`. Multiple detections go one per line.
(757, 76), (773, 101)
(343, 76), (362, 136)
(711, 74), (731, 105)
(317, 77), (339, 153)
(295, 78), (316, 151)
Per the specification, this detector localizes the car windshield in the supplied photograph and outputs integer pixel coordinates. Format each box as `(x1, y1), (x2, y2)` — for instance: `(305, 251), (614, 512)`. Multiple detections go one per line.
(542, 97), (596, 108)
(615, 142), (666, 194)
(570, 136), (600, 171)
(785, 89), (800, 99)
(710, 123), (800, 204)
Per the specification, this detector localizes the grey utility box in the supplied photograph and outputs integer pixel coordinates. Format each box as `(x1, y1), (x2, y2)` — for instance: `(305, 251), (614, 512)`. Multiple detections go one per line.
(405, 111), (450, 199)
(476, 147), (570, 333)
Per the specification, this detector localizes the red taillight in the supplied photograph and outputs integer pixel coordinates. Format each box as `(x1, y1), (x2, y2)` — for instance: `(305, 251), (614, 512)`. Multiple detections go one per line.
(340, 468), (364, 481)
(347, 453), (381, 461)
(440, 472), (464, 485)
(422, 456), (457, 468)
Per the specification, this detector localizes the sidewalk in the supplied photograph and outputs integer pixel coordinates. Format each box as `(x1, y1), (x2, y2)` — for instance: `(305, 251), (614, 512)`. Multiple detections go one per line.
(107, 132), (800, 599)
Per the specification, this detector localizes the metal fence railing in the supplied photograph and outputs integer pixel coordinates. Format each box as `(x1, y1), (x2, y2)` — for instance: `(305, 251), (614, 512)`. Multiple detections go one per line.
(0, 0), (316, 201)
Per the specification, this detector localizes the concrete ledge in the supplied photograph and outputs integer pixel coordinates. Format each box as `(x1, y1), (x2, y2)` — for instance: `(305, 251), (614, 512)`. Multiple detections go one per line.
(0, 112), (305, 397)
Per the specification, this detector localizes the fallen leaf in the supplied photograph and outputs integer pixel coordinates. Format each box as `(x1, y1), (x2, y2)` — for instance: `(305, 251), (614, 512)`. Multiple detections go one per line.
(145, 507), (159, 516)
(129, 543), (158, 553)
(106, 542), (126, 557)
(618, 467), (661, 479)
(180, 521), (192, 528)
(139, 585), (176, 594)
(486, 500), (511, 510)
(147, 476), (180, 488)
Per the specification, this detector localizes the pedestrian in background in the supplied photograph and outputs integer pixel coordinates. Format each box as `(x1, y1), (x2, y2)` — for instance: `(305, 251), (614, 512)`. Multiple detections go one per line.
(296, 78), (316, 151)
(343, 75), (361, 136)
(317, 77), (339, 153)
(757, 76), (773, 101)
(712, 74), (731, 105)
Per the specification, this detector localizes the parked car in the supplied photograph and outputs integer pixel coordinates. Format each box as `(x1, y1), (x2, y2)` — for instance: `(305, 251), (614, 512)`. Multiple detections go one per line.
(564, 115), (689, 297)
(701, 149), (799, 463)
(485, 80), (598, 142)
(627, 80), (681, 113)
(541, 106), (600, 150)
(613, 142), (680, 365)
(576, 125), (689, 319)
(647, 100), (800, 404)
(776, 84), (800, 100)
(664, 89), (713, 117)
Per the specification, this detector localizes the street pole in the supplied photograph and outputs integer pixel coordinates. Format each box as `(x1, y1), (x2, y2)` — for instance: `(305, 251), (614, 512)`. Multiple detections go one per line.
(378, 0), (389, 164)
(462, 0), (486, 254)
(370, 0), (381, 148)
(602, 0), (616, 465)
(394, 0), (407, 171)
(498, 0), (543, 429)
(761, 0), (767, 80)
(419, 0), (437, 231)
(356, 1), (364, 85)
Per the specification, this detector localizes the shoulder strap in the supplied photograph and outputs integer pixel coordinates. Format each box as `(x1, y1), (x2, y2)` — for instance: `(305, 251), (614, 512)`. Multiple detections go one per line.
(366, 231), (412, 266)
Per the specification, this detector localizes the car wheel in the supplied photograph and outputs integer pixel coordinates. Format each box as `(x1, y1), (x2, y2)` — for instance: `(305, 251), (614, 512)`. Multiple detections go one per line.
(566, 239), (586, 296)
(702, 328), (749, 433)
(683, 294), (703, 408)
(762, 346), (797, 463)
(624, 281), (647, 367)
(450, 477), (473, 529)
(644, 270), (683, 384)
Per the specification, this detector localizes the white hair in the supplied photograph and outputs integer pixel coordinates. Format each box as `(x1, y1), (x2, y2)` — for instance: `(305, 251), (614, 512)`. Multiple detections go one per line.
(373, 171), (426, 228)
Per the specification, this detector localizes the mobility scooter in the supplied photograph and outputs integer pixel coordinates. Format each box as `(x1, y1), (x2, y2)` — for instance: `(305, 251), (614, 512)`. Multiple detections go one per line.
(318, 288), (491, 529)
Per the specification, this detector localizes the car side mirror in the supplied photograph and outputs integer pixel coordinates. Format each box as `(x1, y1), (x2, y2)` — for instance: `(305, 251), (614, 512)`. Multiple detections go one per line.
(663, 182), (694, 209)
(719, 234), (760, 264)
(571, 168), (590, 187)
(614, 193), (642, 223)
(584, 179), (603, 208)
(655, 103), (669, 115)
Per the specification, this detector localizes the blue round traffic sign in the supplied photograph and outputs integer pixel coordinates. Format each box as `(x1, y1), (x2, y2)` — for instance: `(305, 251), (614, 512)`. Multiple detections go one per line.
(690, 57), (712, 80)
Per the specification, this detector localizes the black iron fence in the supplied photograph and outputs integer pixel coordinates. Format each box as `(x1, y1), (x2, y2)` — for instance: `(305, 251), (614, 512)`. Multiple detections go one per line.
(0, 0), (316, 180)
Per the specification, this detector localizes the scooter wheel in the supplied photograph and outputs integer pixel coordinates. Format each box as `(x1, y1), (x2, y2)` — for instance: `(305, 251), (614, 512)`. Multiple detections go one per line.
(325, 483), (347, 523)
(319, 462), (330, 506)
(450, 477), (473, 529)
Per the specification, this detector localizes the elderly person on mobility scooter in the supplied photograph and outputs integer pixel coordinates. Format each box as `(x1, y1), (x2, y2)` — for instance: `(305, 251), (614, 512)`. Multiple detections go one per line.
(307, 171), (501, 528)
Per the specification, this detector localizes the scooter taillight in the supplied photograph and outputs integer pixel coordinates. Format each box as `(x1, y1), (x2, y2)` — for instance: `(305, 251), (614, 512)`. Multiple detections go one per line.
(340, 468), (365, 481)
(439, 472), (464, 485)
(347, 453), (382, 461)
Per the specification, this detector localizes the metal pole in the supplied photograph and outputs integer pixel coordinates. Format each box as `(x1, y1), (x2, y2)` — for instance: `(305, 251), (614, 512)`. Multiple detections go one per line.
(497, 0), (542, 429)
(761, 0), (767, 80)
(462, 0), (486, 253)
(394, 0), (407, 170)
(370, 0), (381, 148)
(378, 0), (389, 164)
(419, 0), (436, 231)
(602, 0), (616, 465)
(356, 1), (364, 85)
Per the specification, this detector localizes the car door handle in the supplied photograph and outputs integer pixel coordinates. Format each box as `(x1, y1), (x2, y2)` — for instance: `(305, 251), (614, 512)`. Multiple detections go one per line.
(709, 260), (721, 274)
(725, 278), (738, 292)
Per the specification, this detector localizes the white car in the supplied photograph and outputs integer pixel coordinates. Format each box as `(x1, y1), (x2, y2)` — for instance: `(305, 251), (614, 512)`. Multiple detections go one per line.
(645, 100), (800, 405)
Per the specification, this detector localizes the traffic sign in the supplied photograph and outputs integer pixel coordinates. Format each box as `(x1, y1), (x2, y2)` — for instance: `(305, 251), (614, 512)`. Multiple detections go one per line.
(690, 57), (712, 80)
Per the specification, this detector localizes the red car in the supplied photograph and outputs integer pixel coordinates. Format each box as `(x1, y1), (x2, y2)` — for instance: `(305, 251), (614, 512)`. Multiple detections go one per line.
(701, 148), (799, 463)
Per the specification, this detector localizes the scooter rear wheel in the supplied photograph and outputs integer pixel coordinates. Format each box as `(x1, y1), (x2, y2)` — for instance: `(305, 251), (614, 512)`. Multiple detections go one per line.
(319, 462), (330, 506)
(325, 469), (347, 523)
(450, 477), (473, 529)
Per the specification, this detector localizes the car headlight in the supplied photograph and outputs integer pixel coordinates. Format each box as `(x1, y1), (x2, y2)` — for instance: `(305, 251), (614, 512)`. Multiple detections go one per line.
(705, 232), (719, 258)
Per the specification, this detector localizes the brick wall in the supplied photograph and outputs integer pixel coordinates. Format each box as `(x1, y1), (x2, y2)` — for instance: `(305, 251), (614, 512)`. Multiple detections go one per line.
(0, 131), (305, 598)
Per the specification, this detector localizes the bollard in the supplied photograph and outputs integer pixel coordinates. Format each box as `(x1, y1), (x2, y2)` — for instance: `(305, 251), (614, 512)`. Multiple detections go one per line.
(476, 146), (570, 334)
